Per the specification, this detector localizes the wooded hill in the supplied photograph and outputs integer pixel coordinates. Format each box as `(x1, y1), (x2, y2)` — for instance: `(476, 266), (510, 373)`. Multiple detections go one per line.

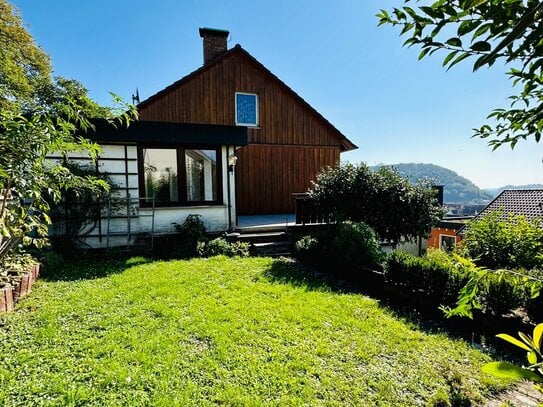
(371, 163), (493, 204)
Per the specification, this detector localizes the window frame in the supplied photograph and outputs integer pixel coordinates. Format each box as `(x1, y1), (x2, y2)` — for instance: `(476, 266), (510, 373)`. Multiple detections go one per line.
(439, 234), (456, 252)
(235, 92), (259, 127)
(137, 144), (223, 207)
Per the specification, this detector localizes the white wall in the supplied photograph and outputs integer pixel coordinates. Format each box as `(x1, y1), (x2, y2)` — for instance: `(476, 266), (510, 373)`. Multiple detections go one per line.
(48, 143), (236, 249)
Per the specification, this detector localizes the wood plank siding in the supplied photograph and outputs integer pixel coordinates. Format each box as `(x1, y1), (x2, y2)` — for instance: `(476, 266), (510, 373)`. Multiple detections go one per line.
(138, 47), (353, 214)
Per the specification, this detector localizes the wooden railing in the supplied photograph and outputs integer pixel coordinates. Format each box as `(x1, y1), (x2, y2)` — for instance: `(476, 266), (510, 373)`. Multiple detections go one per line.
(293, 193), (334, 225)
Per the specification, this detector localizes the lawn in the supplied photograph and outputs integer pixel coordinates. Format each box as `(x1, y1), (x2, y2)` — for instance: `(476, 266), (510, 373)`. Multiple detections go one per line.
(0, 256), (504, 406)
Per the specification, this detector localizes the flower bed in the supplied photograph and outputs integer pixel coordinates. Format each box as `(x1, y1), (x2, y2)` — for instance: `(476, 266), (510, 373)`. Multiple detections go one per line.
(1, 253), (40, 312)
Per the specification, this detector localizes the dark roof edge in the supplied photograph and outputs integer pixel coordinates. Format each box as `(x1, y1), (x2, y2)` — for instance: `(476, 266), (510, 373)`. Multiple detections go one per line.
(81, 119), (248, 146)
(137, 45), (357, 152)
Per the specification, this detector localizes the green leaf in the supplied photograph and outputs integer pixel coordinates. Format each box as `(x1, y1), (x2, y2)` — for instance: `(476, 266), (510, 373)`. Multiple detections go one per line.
(418, 47), (431, 60)
(528, 350), (538, 365)
(496, 333), (532, 351)
(443, 51), (459, 66)
(448, 52), (471, 69)
(482, 361), (543, 382)
(463, 0), (489, 10)
(534, 324), (543, 352)
(420, 6), (443, 19)
(458, 20), (480, 36)
(470, 41), (491, 52)
(446, 37), (462, 47)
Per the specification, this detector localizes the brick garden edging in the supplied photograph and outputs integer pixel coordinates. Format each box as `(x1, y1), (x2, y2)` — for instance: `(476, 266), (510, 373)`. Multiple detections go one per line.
(0, 263), (40, 312)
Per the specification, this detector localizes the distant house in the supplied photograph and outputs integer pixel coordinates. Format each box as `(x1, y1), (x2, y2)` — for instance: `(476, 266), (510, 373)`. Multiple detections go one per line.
(48, 27), (356, 248)
(469, 189), (543, 223)
(428, 189), (543, 252)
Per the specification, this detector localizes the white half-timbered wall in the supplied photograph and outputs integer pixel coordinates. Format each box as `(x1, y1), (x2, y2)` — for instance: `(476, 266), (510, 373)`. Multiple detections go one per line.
(47, 144), (235, 249)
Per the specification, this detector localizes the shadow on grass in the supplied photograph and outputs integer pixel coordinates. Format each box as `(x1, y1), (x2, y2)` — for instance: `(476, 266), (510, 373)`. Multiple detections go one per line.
(40, 253), (152, 282)
(263, 258), (520, 355)
(262, 258), (364, 294)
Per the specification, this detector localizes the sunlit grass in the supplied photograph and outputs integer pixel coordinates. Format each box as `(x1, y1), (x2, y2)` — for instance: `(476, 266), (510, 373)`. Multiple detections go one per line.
(0, 256), (504, 405)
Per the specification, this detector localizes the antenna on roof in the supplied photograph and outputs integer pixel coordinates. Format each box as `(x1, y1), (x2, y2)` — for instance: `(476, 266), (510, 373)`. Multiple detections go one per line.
(131, 88), (140, 105)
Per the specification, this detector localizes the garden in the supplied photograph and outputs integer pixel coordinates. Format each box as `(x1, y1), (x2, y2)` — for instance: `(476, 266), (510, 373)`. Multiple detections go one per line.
(0, 255), (507, 405)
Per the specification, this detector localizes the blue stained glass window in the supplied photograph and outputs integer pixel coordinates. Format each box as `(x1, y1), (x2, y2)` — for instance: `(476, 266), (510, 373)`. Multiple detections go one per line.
(236, 93), (258, 125)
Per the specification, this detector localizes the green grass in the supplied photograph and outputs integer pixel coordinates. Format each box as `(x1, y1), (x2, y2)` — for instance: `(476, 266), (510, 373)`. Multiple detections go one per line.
(0, 256), (504, 406)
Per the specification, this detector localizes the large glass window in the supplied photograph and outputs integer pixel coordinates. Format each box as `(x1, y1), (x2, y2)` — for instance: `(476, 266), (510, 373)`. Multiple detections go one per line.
(143, 148), (178, 203)
(185, 149), (218, 202)
(140, 146), (221, 206)
(235, 92), (258, 126)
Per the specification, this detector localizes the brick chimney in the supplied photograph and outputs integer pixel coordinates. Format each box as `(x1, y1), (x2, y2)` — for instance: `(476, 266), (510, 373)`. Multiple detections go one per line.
(199, 27), (229, 65)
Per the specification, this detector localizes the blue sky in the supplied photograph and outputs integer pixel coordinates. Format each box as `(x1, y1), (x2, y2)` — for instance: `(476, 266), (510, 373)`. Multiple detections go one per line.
(11, 0), (542, 188)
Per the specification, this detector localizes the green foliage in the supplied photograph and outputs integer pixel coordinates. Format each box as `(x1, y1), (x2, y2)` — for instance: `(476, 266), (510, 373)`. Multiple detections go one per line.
(0, 246), (36, 287)
(172, 214), (207, 258)
(47, 162), (113, 253)
(309, 163), (443, 243)
(0, 256), (505, 404)
(0, 2), (137, 262)
(460, 210), (543, 270)
(373, 163), (493, 204)
(440, 255), (542, 319)
(377, 0), (543, 149)
(482, 323), (543, 396)
(197, 238), (250, 258)
(296, 222), (386, 272)
(387, 249), (537, 317)
(0, 0), (51, 114)
(386, 249), (468, 306)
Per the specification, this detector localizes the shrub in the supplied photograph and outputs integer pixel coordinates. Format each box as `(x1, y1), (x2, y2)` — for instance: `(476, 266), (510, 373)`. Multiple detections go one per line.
(296, 222), (385, 273)
(459, 210), (543, 270)
(386, 249), (464, 306)
(308, 163), (443, 244)
(197, 238), (250, 258)
(172, 214), (207, 258)
(483, 273), (526, 316)
(330, 222), (386, 270)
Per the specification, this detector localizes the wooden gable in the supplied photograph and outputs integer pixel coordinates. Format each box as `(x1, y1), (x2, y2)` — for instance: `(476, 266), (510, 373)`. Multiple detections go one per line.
(138, 46), (356, 151)
(138, 44), (356, 214)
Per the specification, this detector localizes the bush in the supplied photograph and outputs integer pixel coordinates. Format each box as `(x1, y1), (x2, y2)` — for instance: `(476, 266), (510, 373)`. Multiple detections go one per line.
(483, 273), (526, 316)
(386, 249), (464, 306)
(197, 238), (250, 258)
(295, 222), (385, 272)
(460, 210), (543, 270)
(385, 249), (531, 315)
(171, 214), (207, 258)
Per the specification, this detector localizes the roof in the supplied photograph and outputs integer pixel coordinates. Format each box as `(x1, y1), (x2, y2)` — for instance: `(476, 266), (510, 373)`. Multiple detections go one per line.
(458, 189), (543, 233)
(477, 189), (543, 220)
(137, 44), (357, 152)
(82, 120), (248, 147)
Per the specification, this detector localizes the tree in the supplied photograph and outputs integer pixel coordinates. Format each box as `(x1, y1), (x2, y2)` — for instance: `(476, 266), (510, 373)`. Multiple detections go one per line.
(0, 0), (50, 114)
(0, 0), (136, 261)
(308, 163), (443, 244)
(377, 0), (543, 149)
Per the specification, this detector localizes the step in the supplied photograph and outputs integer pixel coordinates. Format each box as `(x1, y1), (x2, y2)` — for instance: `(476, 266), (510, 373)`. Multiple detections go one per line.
(251, 241), (295, 257)
(234, 231), (289, 244)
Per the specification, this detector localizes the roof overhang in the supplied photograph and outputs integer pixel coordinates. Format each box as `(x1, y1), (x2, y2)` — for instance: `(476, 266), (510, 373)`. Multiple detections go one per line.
(82, 120), (248, 147)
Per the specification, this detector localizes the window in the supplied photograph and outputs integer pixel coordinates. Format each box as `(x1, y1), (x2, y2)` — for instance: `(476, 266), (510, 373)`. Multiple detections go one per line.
(440, 235), (456, 252)
(235, 92), (258, 126)
(140, 147), (221, 206)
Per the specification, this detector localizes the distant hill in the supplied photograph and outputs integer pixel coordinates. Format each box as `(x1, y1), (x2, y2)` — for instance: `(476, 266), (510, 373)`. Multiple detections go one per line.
(484, 184), (543, 197)
(371, 163), (493, 204)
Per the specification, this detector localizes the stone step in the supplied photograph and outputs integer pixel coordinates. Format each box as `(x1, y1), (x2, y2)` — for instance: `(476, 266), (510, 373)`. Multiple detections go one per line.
(234, 231), (288, 244)
(252, 241), (294, 257)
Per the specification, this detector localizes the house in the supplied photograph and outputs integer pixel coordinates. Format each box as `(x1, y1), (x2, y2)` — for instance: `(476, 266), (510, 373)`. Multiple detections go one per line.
(48, 28), (356, 248)
(470, 189), (543, 223)
(428, 189), (543, 252)
(138, 27), (357, 215)
(427, 218), (468, 251)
